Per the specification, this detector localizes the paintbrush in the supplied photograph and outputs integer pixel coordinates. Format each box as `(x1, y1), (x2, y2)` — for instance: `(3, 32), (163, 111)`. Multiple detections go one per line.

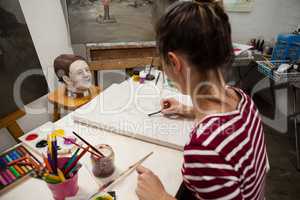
(62, 137), (102, 159)
(90, 152), (153, 199)
(147, 102), (171, 117)
(72, 131), (104, 157)
(155, 72), (161, 86)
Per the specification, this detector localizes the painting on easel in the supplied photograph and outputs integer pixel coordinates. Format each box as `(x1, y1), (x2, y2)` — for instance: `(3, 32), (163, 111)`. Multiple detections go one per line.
(62, 0), (177, 44)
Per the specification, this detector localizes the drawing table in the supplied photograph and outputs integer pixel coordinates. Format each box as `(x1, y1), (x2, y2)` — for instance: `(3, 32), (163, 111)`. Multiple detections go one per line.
(1, 80), (185, 199)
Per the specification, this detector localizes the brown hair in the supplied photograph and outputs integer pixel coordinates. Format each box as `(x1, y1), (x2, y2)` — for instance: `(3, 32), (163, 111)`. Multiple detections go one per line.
(156, 0), (233, 71)
(54, 54), (85, 82)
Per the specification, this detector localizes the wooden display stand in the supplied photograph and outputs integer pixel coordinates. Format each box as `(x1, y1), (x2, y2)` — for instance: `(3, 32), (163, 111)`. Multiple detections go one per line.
(0, 109), (25, 141)
(86, 41), (162, 85)
(48, 85), (101, 121)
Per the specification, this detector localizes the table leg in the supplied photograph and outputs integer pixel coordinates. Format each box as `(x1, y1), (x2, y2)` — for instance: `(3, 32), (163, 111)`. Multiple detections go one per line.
(94, 71), (99, 86)
(292, 86), (300, 170)
(53, 102), (61, 122)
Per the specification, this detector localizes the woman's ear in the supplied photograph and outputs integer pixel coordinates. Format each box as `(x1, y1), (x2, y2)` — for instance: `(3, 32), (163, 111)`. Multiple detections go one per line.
(167, 52), (182, 74)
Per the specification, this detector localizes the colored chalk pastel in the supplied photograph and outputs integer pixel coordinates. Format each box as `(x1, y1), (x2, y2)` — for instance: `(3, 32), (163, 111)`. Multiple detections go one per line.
(14, 164), (24, 176)
(6, 154), (25, 175)
(8, 166), (20, 178)
(20, 166), (28, 173)
(0, 157), (6, 169)
(8, 152), (15, 160)
(3, 156), (20, 178)
(4, 169), (15, 183)
(5, 155), (12, 162)
(1, 171), (11, 184)
(15, 150), (31, 171)
(0, 174), (8, 185)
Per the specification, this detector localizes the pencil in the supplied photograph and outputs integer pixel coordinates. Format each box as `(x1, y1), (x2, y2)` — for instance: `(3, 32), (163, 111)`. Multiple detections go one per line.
(62, 148), (80, 171)
(57, 169), (65, 182)
(63, 137), (102, 159)
(63, 147), (89, 176)
(72, 132), (104, 157)
(7, 156), (27, 166)
(42, 154), (53, 173)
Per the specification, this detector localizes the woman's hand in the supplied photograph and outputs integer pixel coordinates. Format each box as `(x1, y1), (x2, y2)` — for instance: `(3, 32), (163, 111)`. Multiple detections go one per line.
(136, 165), (175, 200)
(161, 98), (195, 118)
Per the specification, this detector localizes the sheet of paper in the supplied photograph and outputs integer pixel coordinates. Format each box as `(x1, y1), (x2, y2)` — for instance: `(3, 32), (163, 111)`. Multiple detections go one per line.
(73, 80), (194, 150)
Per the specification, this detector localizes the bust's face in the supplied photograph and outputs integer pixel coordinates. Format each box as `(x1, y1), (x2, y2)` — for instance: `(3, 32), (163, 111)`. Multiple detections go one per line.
(68, 60), (92, 91)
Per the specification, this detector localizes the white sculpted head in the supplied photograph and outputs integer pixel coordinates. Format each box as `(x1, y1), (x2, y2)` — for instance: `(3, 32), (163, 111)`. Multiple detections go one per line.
(54, 54), (92, 94)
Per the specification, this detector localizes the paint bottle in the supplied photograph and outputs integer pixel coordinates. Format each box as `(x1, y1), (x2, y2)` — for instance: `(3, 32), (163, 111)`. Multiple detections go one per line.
(90, 145), (115, 178)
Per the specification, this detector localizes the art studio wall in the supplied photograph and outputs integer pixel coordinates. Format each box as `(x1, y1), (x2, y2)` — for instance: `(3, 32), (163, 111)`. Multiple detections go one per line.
(19, 0), (300, 89)
(229, 0), (300, 43)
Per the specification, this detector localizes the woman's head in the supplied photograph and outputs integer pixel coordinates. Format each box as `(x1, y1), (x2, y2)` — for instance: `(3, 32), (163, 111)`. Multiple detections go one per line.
(156, 0), (233, 94)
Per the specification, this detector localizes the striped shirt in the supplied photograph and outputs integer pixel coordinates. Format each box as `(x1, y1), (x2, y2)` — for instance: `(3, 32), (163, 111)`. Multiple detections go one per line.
(182, 87), (268, 200)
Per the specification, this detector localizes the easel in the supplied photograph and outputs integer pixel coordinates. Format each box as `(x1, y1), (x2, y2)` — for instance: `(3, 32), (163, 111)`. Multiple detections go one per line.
(0, 109), (25, 141)
(86, 41), (162, 85)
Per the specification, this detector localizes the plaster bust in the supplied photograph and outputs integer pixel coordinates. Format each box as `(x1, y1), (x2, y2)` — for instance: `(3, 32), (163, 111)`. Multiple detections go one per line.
(54, 54), (92, 97)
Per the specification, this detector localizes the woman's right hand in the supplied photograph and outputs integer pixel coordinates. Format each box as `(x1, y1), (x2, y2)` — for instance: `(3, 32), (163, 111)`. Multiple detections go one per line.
(160, 98), (196, 118)
(160, 98), (183, 116)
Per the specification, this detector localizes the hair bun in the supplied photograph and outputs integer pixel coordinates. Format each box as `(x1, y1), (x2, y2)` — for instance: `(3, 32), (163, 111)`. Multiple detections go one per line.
(193, 0), (222, 6)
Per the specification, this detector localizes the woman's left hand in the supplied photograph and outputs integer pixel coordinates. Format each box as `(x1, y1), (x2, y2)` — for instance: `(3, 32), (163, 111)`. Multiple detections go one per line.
(135, 165), (175, 200)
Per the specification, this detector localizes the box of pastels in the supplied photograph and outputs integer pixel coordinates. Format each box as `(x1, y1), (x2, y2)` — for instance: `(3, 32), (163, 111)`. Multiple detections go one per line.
(0, 144), (41, 193)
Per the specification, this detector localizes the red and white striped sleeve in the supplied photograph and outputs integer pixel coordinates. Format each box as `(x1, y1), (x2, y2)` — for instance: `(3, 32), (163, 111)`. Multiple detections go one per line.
(182, 144), (243, 200)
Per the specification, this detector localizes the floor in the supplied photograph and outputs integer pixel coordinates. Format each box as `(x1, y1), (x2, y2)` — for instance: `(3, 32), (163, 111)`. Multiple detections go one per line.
(265, 125), (300, 200)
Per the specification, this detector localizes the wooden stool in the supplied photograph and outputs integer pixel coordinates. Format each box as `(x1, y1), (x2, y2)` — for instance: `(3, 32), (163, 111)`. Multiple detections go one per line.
(0, 109), (25, 141)
(48, 85), (101, 121)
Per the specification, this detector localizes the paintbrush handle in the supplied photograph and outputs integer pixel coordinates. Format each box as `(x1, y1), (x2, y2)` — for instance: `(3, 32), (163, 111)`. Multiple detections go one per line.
(72, 132), (104, 157)
(99, 152), (153, 193)
(63, 137), (102, 159)
(148, 110), (162, 117)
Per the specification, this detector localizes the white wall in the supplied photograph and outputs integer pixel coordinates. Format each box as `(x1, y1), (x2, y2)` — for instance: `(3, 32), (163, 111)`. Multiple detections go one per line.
(229, 0), (300, 43)
(18, 0), (74, 91)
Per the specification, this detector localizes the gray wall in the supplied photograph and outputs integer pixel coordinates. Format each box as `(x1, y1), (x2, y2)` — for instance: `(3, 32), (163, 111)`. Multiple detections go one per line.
(229, 0), (300, 43)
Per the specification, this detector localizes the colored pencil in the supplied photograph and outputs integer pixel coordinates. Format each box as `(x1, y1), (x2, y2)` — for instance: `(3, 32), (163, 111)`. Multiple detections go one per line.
(7, 156), (27, 166)
(92, 152), (153, 198)
(42, 154), (53, 173)
(63, 137), (102, 159)
(64, 147), (89, 176)
(52, 136), (58, 174)
(72, 132), (104, 157)
(62, 148), (80, 171)
(57, 169), (65, 182)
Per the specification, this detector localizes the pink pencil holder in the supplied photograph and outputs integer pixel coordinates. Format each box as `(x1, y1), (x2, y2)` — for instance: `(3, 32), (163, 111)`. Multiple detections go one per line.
(47, 157), (79, 200)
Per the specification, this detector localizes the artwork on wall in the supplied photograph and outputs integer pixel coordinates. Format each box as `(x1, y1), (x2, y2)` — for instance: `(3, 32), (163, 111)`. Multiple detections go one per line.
(0, 0), (48, 118)
(224, 0), (255, 12)
(63, 0), (176, 44)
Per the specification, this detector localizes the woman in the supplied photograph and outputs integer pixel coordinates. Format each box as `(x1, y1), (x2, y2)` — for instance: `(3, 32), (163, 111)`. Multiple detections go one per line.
(135, 0), (268, 200)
